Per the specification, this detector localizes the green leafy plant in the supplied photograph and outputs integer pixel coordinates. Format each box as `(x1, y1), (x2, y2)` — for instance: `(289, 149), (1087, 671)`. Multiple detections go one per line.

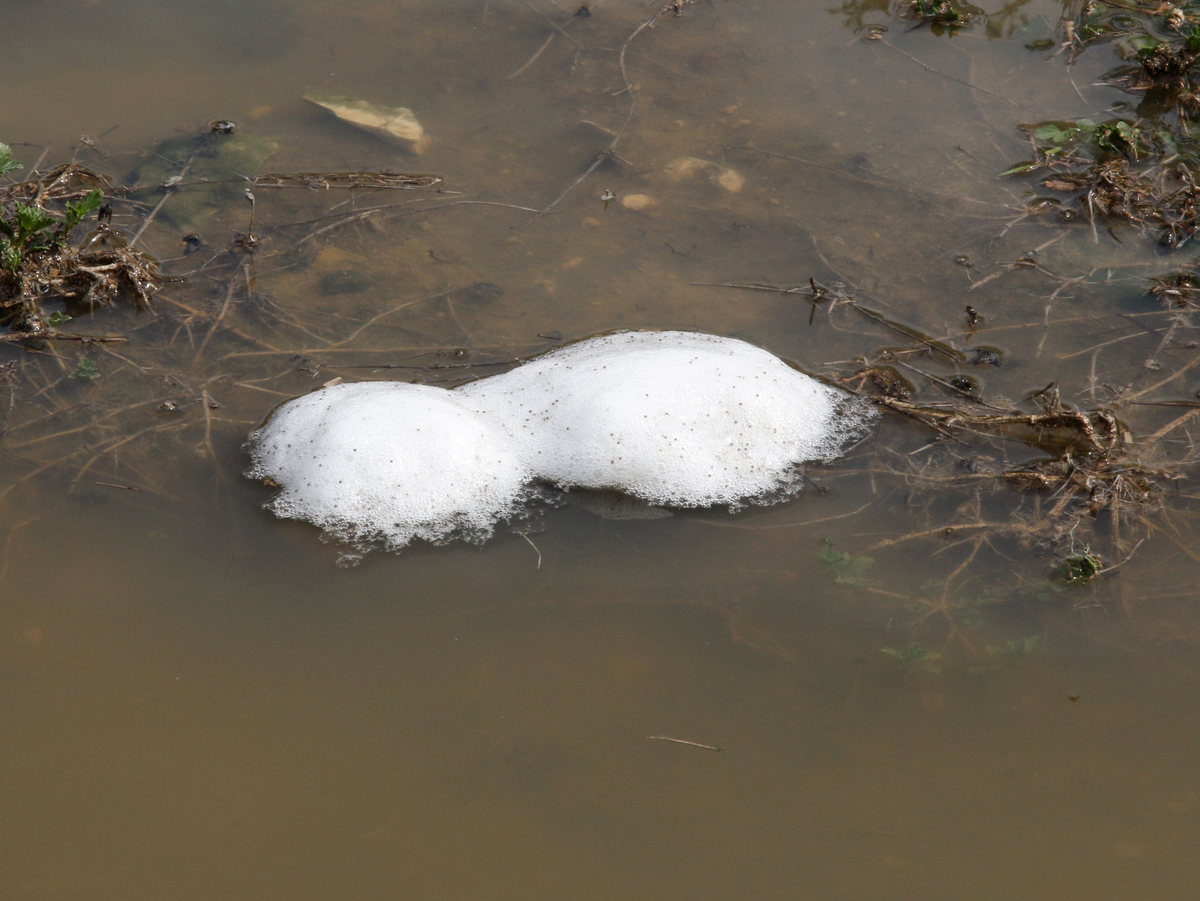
(62, 189), (103, 236)
(818, 537), (875, 586)
(0, 189), (103, 274)
(1060, 548), (1102, 585)
(69, 357), (100, 381)
(0, 142), (22, 177)
(987, 636), (1040, 658)
(910, 0), (963, 23)
(1187, 24), (1200, 55)
(1095, 120), (1141, 159)
(882, 642), (942, 673)
(1023, 118), (1142, 161)
(1, 153), (158, 336)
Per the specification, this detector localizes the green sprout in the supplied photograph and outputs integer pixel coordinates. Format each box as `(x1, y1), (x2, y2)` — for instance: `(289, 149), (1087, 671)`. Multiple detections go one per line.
(0, 142), (22, 177)
(0, 189), (104, 274)
(1188, 24), (1200, 55)
(62, 189), (104, 238)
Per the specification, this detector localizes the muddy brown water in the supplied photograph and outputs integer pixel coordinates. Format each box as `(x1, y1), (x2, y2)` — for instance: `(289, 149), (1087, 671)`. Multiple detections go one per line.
(3, 1), (1200, 898)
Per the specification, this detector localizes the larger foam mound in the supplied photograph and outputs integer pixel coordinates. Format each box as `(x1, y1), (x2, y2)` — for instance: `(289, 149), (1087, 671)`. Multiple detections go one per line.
(247, 331), (875, 551)
(458, 331), (871, 507)
(246, 382), (532, 550)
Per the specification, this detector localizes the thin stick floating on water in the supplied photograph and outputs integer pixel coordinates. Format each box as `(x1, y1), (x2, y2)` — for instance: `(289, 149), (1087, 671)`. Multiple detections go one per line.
(818, 828), (900, 837)
(94, 481), (143, 492)
(519, 532), (542, 570)
(645, 735), (723, 751)
(508, 32), (556, 80)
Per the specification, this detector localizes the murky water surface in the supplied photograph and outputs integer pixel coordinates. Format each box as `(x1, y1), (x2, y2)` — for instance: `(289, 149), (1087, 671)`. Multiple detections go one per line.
(3, 1), (1200, 898)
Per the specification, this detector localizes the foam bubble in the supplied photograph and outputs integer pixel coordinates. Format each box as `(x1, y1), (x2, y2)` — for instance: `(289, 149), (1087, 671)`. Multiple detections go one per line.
(458, 331), (872, 507)
(247, 331), (875, 551)
(246, 382), (532, 550)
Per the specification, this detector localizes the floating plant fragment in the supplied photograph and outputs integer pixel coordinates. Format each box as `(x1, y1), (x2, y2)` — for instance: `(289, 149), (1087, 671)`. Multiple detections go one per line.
(305, 96), (431, 155)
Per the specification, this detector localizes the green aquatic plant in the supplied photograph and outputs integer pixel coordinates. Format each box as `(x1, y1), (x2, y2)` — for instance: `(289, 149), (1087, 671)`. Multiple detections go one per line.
(818, 537), (875, 586)
(0, 142), (21, 177)
(0, 189), (103, 273)
(69, 357), (100, 381)
(987, 636), (1040, 658)
(906, 0), (966, 25)
(882, 642), (942, 672)
(1008, 118), (1144, 168)
(1059, 548), (1103, 585)
(1, 158), (159, 335)
(1003, 0), (1200, 251)
(827, 0), (982, 34)
(62, 189), (104, 235)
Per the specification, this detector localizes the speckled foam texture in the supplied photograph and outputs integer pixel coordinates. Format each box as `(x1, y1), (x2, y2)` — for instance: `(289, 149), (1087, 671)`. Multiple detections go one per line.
(245, 382), (532, 550)
(458, 331), (870, 507)
(246, 331), (875, 550)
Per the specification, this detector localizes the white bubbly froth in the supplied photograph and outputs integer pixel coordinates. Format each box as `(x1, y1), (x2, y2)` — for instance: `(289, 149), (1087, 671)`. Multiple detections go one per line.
(246, 331), (875, 550)
(246, 382), (532, 549)
(458, 331), (865, 506)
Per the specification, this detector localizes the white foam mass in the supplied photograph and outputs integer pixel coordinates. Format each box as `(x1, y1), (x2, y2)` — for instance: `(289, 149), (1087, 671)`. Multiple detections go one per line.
(246, 382), (532, 549)
(458, 331), (869, 507)
(246, 331), (875, 550)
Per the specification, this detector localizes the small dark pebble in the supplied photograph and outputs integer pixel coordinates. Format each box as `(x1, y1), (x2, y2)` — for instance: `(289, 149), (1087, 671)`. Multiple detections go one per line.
(320, 269), (371, 295)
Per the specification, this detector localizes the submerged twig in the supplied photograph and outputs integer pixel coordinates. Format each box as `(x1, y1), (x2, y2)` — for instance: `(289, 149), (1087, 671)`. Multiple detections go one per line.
(645, 735), (723, 751)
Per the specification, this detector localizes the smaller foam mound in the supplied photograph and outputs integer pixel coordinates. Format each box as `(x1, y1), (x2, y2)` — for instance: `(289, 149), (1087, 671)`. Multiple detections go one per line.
(246, 382), (531, 550)
(457, 331), (874, 508)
